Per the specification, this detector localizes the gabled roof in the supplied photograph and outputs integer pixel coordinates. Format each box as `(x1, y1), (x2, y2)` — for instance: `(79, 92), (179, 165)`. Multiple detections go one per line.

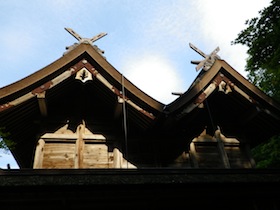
(167, 60), (280, 112)
(0, 43), (164, 168)
(1, 41), (280, 168)
(0, 43), (164, 111)
(162, 59), (280, 148)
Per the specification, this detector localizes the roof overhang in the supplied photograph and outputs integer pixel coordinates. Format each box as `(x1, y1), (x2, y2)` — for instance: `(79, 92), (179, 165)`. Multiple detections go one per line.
(163, 60), (280, 147)
(0, 43), (165, 168)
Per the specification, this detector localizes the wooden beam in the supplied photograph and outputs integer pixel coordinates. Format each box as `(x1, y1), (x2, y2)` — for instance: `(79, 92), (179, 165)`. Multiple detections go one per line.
(41, 133), (106, 141)
(36, 92), (48, 117)
(179, 82), (217, 117)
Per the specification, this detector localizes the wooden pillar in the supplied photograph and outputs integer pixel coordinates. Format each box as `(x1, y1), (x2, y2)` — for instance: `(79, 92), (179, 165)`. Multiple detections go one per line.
(113, 148), (123, 168)
(33, 139), (45, 169)
(74, 122), (85, 168)
(189, 141), (199, 168)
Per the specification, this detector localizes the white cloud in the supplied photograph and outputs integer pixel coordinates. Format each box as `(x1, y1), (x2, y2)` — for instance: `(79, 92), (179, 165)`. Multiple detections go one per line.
(117, 0), (271, 104)
(122, 53), (184, 104)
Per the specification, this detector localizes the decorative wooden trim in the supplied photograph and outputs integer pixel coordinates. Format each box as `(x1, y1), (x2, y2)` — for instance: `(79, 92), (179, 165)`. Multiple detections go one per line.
(0, 92), (34, 113)
(0, 57), (156, 120)
(179, 82), (217, 116)
(70, 59), (156, 120)
(177, 72), (260, 119)
(0, 103), (14, 112)
(0, 68), (76, 113)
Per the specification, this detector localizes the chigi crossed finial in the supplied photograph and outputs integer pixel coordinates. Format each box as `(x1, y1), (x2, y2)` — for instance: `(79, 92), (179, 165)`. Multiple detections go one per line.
(65, 28), (107, 45)
(64, 28), (107, 55)
(189, 43), (221, 72)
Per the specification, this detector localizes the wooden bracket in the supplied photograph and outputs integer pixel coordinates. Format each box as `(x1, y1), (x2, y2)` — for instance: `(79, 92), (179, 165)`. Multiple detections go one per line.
(36, 92), (48, 117)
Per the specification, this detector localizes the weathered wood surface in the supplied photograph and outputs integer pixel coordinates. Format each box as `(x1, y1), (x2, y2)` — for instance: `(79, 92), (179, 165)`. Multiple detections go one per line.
(172, 129), (254, 169)
(33, 122), (136, 169)
(33, 139), (45, 168)
(83, 144), (113, 168)
(42, 143), (75, 168)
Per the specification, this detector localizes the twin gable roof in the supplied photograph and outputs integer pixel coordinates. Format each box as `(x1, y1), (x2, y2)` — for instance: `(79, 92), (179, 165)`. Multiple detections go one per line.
(1, 42), (280, 168)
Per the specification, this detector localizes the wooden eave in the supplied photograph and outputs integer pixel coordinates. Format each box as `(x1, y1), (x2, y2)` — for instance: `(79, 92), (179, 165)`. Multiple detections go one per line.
(160, 59), (280, 149)
(166, 59), (280, 113)
(0, 43), (165, 168)
(0, 43), (164, 112)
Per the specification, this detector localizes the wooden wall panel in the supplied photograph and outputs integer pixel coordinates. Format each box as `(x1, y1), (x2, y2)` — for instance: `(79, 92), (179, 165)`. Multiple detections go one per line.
(225, 146), (252, 168)
(177, 129), (255, 169)
(83, 144), (113, 168)
(195, 145), (224, 168)
(37, 142), (118, 169)
(33, 123), (136, 169)
(42, 143), (75, 168)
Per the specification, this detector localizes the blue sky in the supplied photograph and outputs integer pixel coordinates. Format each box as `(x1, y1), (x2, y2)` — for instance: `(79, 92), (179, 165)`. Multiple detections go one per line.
(0, 0), (270, 168)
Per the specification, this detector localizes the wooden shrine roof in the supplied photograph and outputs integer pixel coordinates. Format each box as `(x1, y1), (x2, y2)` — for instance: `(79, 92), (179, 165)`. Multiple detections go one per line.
(160, 59), (280, 149)
(1, 42), (280, 168)
(167, 60), (280, 112)
(0, 43), (164, 111)
(0, 43), (164, 168)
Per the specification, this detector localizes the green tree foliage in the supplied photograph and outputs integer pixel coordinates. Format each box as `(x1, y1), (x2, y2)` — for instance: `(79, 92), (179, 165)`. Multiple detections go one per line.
(0, 128), (14, 152)
(233, 0), (280, 168)
(232, 0), (280, 100)
(251, 136), (280, 168)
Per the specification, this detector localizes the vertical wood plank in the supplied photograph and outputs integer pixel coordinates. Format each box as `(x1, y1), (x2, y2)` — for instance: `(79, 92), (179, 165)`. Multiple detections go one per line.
(113, 148), (122, 168)
(74, 123), (85, 168)
(189, 142), (199, 168)
(33, 139), (45, 169)
(215, 130), (231, 168)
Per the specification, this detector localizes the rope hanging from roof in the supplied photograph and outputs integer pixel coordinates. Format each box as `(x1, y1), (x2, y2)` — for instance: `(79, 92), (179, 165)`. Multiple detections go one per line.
(204, 95), (217, 134)
(121, 74), (129, 169)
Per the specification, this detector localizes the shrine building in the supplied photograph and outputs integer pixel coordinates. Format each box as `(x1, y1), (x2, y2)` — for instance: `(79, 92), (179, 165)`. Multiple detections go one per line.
(0, 29), (280, 209)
